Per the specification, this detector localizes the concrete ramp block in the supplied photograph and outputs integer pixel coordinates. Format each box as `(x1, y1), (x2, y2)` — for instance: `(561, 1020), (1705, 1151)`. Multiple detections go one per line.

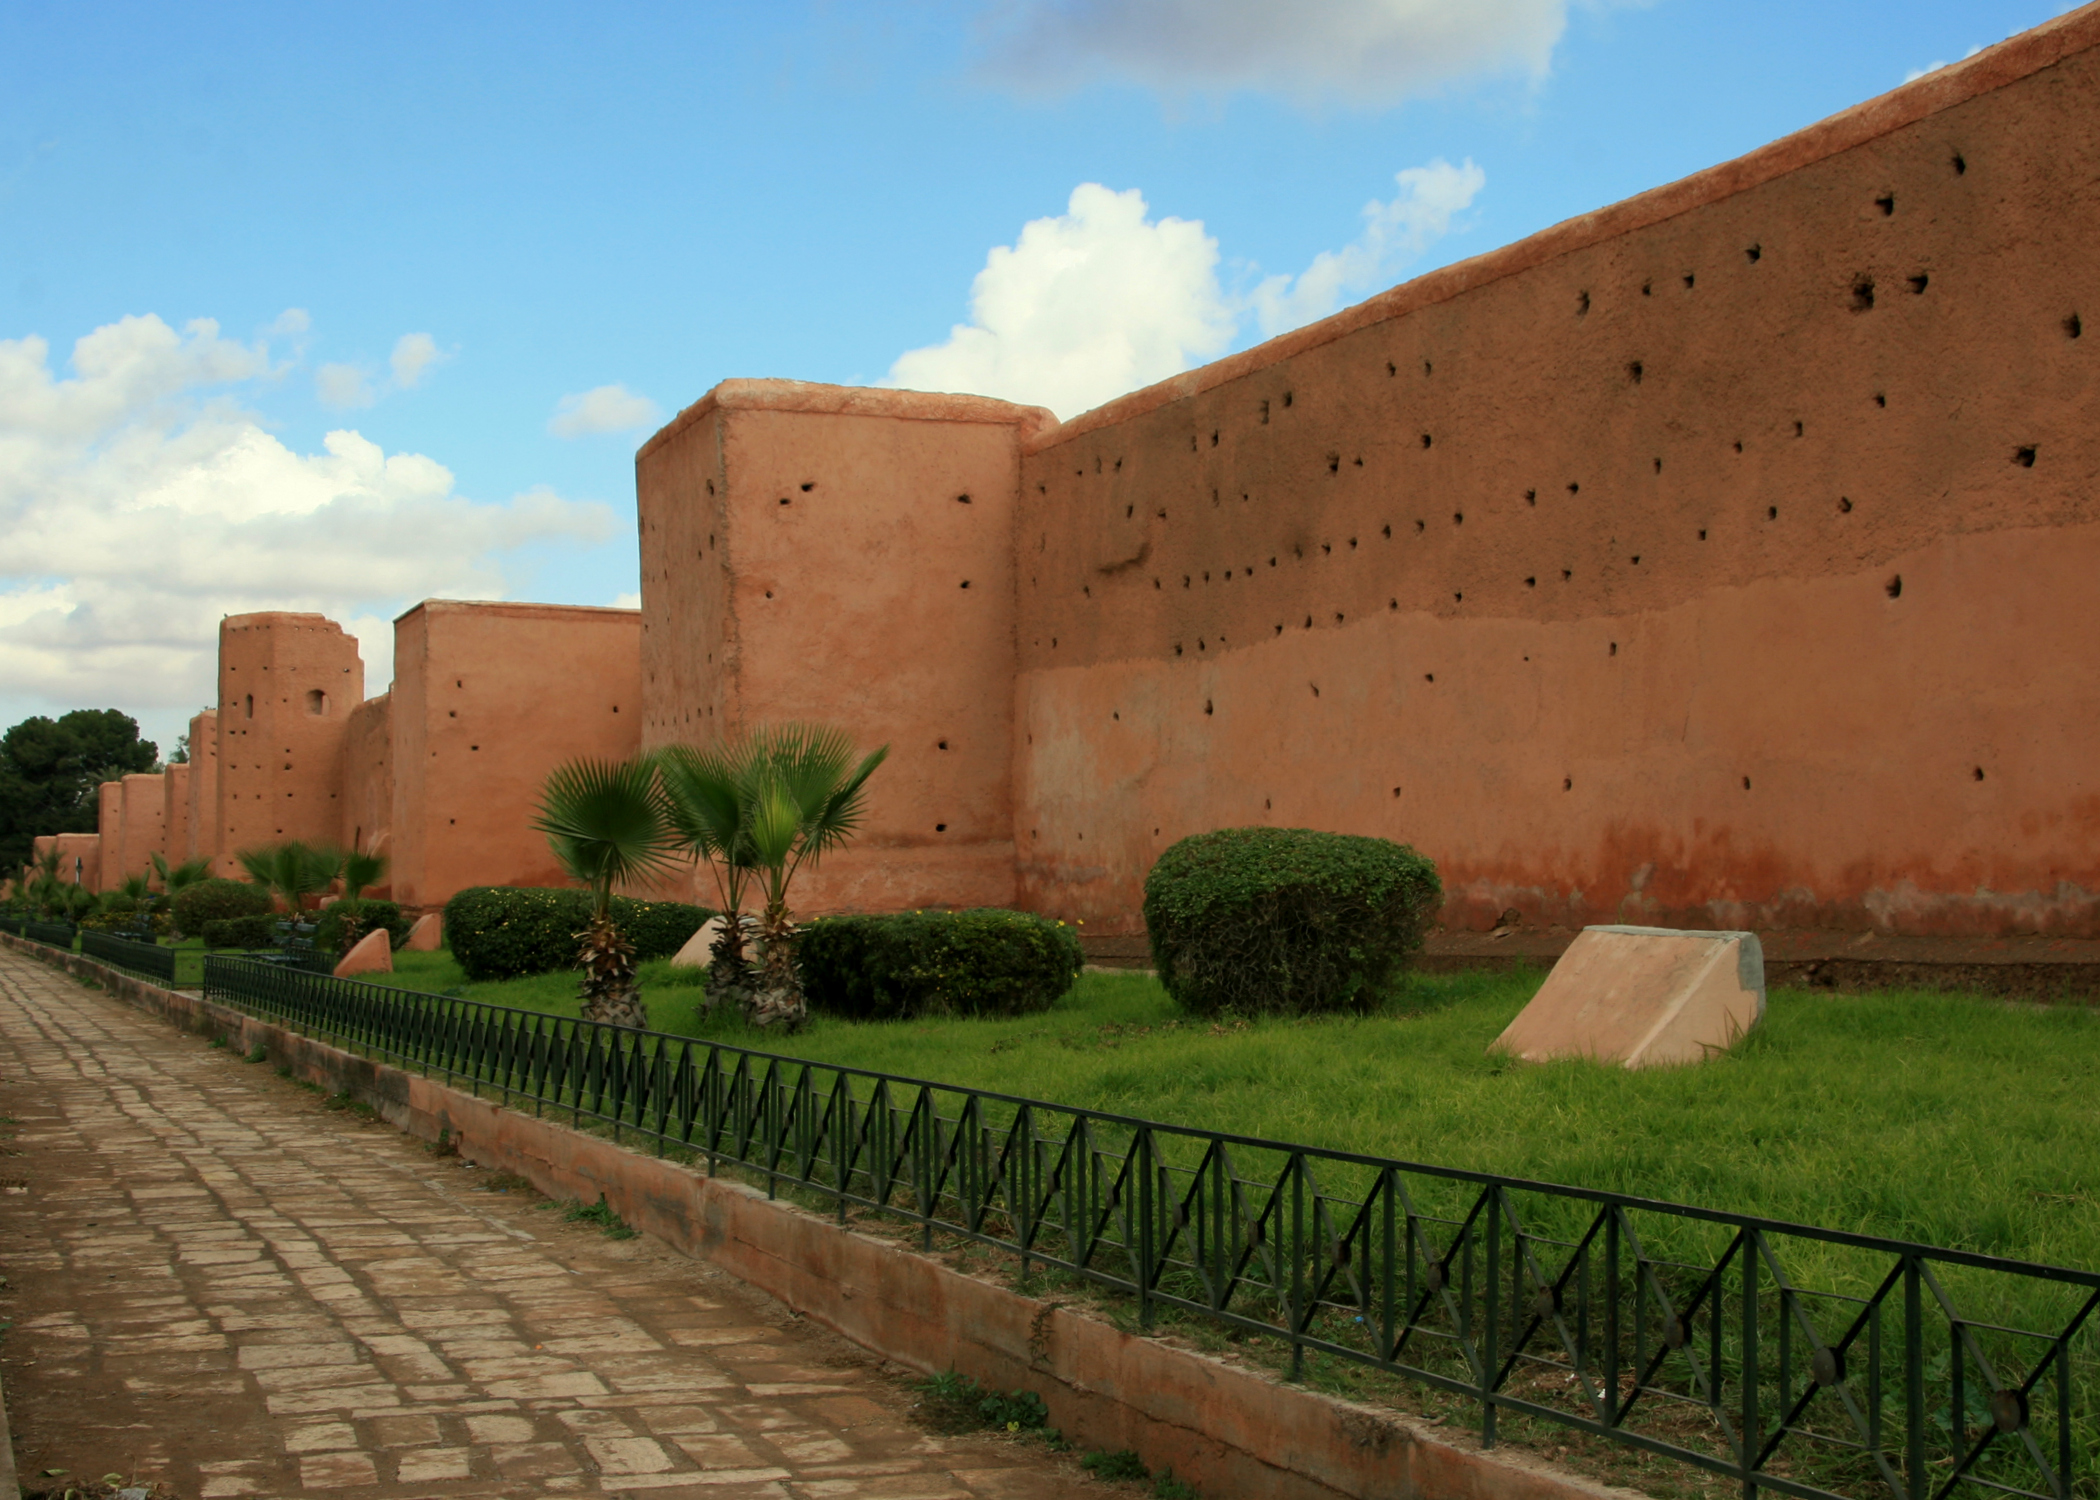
(334, 928), (394, 979)
(404, 914), (443, 952)
(670, 917), (724, 970)
(1491, 925), (1765, 1068)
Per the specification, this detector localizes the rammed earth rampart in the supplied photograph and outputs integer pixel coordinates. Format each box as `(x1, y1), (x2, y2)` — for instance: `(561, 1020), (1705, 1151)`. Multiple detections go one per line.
(24, 6), (2100, 937)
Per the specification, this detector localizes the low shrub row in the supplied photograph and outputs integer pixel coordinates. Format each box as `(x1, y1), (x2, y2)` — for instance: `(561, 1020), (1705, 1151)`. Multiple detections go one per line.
(800, 909), (1082, 1019)
(317, 900), (411, 954)
(203, 914), (278, 949)
(172, 878), (272, 937)
(444, 887), (710, 980)
(1143, 827), (1442, 1016)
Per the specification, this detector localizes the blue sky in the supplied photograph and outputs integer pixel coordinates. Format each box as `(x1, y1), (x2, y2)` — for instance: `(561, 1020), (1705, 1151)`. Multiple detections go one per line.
(0, 0), (2072, 754)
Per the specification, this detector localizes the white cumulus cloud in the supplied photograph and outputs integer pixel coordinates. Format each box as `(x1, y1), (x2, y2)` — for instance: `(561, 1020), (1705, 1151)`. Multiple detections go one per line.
(316, 361), (374, 409)
(977, 0), (1567, 107)
(549, 383), (663, 438)
(0, 312), (614, 749)
(887, 162), (1480, 419)
(389, 332), (446, 389)
(1251, 158), (1484, 337)
(886, 183), (1236, 420)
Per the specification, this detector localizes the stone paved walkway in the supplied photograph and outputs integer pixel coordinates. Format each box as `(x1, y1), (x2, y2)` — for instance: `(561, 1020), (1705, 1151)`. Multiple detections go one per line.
(0, 947), (1091, 1499)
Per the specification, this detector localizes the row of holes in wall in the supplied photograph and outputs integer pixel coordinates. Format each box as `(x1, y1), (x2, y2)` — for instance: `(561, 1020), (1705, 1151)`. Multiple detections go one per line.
(1028, 149), (2078, 649)
(1050, 162), (2068, 475)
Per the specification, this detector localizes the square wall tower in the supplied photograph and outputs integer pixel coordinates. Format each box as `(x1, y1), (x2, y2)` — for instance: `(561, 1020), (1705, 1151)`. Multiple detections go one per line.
(161, 764), (189, 874)
(215, 613), (364, 874)
(636, 380), (1054, 914)
(389, 601), (641, 910)
(96, 781), (123, 891)
(184, 710), (218, 864)
(117, 773), (164, 882)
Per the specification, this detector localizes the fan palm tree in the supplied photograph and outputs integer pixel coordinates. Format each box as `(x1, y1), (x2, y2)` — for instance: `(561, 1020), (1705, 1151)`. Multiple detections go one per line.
(738, 724), (887, 1028)
(532, 757), (682, 1027)
(150, 852), (213, 895)
(235, 841), (341, 911)
(655, 741), (762, 1003)
(341, 846), (388, 902)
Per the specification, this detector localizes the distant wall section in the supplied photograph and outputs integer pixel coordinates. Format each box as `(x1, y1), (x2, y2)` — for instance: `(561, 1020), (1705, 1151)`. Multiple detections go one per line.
(388, 602), (641, 911)
(215, 613), (364, 874)
(637, 382), (1054, 916)
(1010, 13), (2100, 937)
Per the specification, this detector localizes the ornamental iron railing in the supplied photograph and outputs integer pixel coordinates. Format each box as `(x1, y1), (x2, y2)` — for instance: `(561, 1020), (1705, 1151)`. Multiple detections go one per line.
(193, 954), (2099, 1500)
(23, 920), (76, 950)
(78, 929), (178, 984)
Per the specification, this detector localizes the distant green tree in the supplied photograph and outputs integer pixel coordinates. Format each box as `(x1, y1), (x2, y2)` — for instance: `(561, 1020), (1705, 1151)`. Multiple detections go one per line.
(0, 710), (158, 869)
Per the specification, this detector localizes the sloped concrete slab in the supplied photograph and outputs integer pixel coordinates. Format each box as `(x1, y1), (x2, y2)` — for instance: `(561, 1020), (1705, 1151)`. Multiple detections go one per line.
(1491, 925), (1765, 1068)
(404, 913), (443, 951)
(333, 927), (394, 979)
(670, 917), (724, 969)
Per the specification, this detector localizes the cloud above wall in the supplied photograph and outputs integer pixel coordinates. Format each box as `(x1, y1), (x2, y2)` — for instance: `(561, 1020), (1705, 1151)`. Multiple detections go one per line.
(886, 160), (1481, 419)
(976, 0), (1568, 107)
(0, 312), (613, 744)
(549, 383), (662, 438)
(887, 183), (1237, 422)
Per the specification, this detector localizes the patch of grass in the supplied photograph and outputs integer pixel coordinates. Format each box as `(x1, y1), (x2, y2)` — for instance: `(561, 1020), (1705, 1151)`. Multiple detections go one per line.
(206, 1033), (228, 1049)
(914, 1369), (1052, 1436)
(245, 1042), (268, 1064)
(323, 1091), (380, 1121)
(560, 1195), (637, 1239)
(364, 950), (713, 1032)
(484, 1171), (534, 1194)
(1081, 1448), (1149, 1482)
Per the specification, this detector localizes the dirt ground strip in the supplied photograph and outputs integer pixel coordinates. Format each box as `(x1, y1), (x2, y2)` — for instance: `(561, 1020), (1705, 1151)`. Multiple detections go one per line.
(0, 947), (1099, 1500)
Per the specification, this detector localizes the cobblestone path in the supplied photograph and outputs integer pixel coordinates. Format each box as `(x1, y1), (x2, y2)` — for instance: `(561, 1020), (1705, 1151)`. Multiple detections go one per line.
(0, 948), (1089, 1499)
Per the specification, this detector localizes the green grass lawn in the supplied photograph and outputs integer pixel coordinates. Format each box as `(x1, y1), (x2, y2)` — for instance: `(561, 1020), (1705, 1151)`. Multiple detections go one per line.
(365, 951), (2100, 1273)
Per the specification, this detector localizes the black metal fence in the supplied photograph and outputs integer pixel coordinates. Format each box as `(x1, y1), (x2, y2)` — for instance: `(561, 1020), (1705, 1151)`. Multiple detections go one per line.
(22, 920), (76, 950)
(77, 929), (178, 984)
(192, 954), (2099, 1500)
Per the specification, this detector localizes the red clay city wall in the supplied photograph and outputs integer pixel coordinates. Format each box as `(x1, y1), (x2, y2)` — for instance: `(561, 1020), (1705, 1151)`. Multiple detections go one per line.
(184, 710), (218, 865)
(95, 781), (123, 892)
(387, 601), (641, 911)
(214, 613), (365, 876)
(338, 690), (393, 880)
(1005, 9), (2100, 939)
(160, 764), (189, 875)
(636, 381), (1056, 915)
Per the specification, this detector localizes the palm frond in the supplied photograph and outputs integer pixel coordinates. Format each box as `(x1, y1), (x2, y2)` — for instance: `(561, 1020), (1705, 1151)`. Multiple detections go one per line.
(532, 757), (681, 915)
(342, 848), (388, 901)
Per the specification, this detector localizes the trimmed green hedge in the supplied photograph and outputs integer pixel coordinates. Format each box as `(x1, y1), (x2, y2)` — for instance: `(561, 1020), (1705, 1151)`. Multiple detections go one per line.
(171, 878), (271, 937)
(202, 914), (278, 949)
(799, 909), (1082, 1020)
(444, 886), (710, 980)
(1143, 827), (1441, 1016)
(316, 900), (410, 955)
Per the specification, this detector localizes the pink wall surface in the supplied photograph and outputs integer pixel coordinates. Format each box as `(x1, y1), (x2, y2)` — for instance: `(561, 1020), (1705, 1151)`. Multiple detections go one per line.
(96, 782), (123, 892)
(339, 691), (393, 885)
(215, 613), (365, 875)
(116, 773), (164, 885)
(161, 764), (189, 877)
(636, 382), (1054, 916)
(185, 711), (218, 865)
(389, 601), (641, 911)
(1001, 8), (2100, 938)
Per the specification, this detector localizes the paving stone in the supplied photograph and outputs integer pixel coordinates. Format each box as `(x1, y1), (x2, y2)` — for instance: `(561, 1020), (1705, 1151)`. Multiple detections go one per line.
(0, 947), (1093, 1498)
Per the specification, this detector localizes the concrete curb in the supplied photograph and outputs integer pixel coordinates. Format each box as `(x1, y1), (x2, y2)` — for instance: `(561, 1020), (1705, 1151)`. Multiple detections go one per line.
(2, 933), (1647, 1500)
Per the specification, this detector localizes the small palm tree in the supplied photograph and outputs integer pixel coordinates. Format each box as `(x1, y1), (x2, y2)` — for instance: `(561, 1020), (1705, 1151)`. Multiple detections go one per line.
(235, 842), (341, 911)
(739, 725), (887, 1028)
(533, 758), (682, 1027)
(342, 846), (387, 902)
(656, 742), (761, 1003)
(150, 852), (213, 895)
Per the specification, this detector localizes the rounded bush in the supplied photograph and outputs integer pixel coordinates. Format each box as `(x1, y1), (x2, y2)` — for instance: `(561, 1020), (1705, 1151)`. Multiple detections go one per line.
(1143, 827), (1441, 1016)
(316, 900), (411, 955)
(800, 909), (1083, 1020)
(172, 878), (271, 937)
(444, 886), (710, 980)
(202, 913), (278, 949)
